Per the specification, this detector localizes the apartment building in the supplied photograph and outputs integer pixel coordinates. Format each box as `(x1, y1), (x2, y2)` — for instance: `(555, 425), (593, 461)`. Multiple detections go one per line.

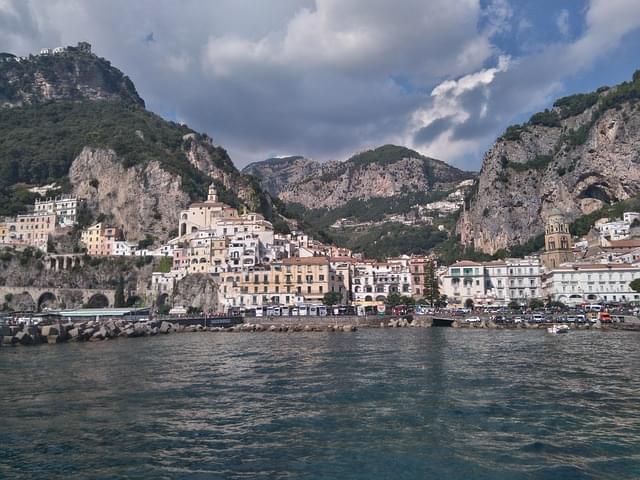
(219, 256), (346, 310)
(80, 223), (123, 256)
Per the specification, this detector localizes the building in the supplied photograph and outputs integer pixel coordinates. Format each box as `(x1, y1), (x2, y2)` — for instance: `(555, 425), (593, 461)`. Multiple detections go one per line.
(178, 185), (238, 236)
(441, 261), (486, 306)
(441, 257), (542, 306)
(76, 42), (92, 54)
(597, 220), (630, 241)
(351, 259), (411, 305)
(80, 223), (123, 256)
(542, 263), (640, 305)
(540, 209), (574, 270)
(33, 195), (78, 227)
(219, 256), (346, 310)
(409, 255), (435, 299)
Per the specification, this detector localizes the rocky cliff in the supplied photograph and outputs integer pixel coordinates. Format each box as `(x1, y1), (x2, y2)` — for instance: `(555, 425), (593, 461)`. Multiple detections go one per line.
(244, 145), (472, 210)
(0, 47), (143, 107)
(243, 156), (321, 197)
(172, 274), (219, 312)
(459, 72), (640, 254)
(70, 147), (190, 240)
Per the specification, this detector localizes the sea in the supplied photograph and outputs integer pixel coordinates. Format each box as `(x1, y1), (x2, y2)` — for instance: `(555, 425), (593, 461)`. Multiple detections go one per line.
(1, 328), (639, 479)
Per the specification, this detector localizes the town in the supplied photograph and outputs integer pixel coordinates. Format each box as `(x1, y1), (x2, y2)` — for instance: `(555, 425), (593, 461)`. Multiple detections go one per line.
(2, 182), (640, 315)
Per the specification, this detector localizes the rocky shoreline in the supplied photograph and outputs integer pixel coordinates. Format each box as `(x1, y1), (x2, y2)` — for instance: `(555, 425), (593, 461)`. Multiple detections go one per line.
(1, 316), (637, 348)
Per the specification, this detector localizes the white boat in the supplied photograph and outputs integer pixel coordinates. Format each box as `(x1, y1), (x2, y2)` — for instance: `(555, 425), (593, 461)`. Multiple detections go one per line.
(547, 324), (569, 334)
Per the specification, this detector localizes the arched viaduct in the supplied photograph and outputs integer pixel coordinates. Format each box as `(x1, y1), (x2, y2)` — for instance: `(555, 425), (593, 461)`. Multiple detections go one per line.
(0, 287), (116, 312)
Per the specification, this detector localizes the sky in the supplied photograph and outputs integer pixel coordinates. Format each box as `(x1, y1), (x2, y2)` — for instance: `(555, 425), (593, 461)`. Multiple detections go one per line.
(1, 0), (640, 171)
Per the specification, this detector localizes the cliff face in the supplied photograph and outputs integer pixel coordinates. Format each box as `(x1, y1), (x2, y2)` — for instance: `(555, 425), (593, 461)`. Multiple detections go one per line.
(459, 77), (640, 254)
(172, 274), (220, 312)
(244, 145), (472, 210)
(0, 49), (143, 107)
(242, 156), (321, 197)
(69, 147), (190, 240)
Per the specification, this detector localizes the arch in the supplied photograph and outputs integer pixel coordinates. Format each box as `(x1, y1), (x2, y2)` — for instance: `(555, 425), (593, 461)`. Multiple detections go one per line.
(587, 294), (597, 300)
(375, 295), (386, 302)
(13, 291), (36, 311)
(156, 293), (169, 306)
(87, 293), (109, 308)
(191, 226), (198, 233)
(180, 223), (187, 236)
(365, 295), (373, 302)
(37, 291), (57, 312)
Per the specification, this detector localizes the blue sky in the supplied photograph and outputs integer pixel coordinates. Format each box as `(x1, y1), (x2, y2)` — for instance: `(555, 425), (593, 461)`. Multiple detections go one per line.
(1, 0), (640, 170)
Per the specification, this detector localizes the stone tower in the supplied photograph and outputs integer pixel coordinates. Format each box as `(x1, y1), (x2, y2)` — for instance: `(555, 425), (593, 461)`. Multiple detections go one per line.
(540, 208), (573, 270)
(207, 184), (218, 203)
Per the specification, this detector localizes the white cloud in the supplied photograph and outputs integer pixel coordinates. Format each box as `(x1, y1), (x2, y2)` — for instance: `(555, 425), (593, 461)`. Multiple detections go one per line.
(1, 0), (640, 171)
(406, 0), (640, 169)
(556, 9), (570, 37)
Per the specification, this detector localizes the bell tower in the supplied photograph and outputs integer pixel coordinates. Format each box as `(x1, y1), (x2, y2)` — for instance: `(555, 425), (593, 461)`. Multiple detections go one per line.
(207, 184), (218, 203)
(541, 208), (573, 270)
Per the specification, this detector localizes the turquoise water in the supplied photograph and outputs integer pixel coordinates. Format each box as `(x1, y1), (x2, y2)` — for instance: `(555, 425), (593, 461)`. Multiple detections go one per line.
(1, 329), (639, 479)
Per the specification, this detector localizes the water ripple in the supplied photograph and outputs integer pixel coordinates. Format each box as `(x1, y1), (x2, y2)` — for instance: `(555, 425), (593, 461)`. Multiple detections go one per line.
(1, 329), (640, 479)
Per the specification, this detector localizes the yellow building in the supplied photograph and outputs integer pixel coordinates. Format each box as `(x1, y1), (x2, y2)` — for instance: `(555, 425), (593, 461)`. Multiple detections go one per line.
(81, 223), (123, 256)
(187, 237), (229, 273)
(220, 256), (347, 309)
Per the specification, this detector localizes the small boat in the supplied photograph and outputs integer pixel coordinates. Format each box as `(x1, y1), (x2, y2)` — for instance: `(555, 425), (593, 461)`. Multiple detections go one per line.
(547, 324), (569, 334)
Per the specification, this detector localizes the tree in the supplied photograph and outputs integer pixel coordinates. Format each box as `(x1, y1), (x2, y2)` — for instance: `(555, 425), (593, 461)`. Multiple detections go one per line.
(508, 300), (521, 310)
(323, 291), (342, 306)
(630, 278), (640, 293)
(114, 276), (126, 307)
(464, 298), (474, 309)
(154, 256), (173, 273)
(423, 259), (440, 306)
(529, 298), (544, 310)
(400, 295), (415, 307)
(385, 293), (404, 307)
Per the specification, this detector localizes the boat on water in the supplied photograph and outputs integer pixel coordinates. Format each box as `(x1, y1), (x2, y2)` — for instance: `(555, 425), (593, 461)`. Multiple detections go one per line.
(547, 324), (569, 334)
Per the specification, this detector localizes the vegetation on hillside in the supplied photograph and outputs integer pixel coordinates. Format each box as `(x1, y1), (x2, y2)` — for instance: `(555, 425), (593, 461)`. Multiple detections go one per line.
(500, 70), (640, 143)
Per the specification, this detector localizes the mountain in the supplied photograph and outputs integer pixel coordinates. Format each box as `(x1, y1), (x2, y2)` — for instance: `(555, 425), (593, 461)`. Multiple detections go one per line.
(244, 145), (472, 210)
(0, 44), (143, 108)
(459, 70), (640, 255)
(0, 44), (281, 242)
(244, 144), (475, 258)
(243, 155), (318, 197)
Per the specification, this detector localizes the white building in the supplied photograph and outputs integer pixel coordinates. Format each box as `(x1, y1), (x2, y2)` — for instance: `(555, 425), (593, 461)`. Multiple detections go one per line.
(351, 259), (411, 304)
(113, 241), (138, 256)
(441, 257), (542, 306)
(597, 220), (630, 241)
(542, 263), (640, 305)
(34, 195), (78, 227)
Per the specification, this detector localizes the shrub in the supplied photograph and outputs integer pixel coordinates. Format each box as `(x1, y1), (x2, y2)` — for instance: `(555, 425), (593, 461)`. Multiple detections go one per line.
(529, 109), (561, 127)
